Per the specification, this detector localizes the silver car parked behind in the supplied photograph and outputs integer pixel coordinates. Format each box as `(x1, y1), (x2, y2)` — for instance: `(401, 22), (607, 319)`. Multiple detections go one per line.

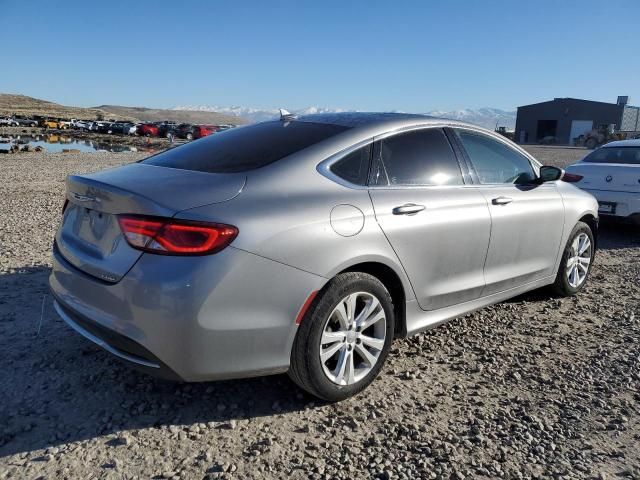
(50, 112), (599, 401)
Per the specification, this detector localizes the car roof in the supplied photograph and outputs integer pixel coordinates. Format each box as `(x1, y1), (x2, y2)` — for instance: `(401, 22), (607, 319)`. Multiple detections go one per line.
(602, 139), (640, 148)
(296, 111), (450, 128)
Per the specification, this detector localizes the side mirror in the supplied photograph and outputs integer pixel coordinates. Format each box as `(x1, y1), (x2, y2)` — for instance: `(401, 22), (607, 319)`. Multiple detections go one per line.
(538, 165), (563, 183)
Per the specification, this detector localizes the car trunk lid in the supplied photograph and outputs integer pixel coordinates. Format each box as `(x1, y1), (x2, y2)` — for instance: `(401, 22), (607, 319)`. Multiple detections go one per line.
(566, 162), (640, 193)
(56, 163), (245, 282)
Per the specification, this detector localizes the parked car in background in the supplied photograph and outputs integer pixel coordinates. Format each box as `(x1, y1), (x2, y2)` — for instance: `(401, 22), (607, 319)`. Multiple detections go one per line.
(137, 123), (159, 137)
(175, 124), (217, 140)
(107, 122), (137, 135)
(71, 120), (93, 130)
(13, 117), (39, 127)
(0, 117), (19, 127)
(192, 124), (217, 139)
(50, 112), (599, 401)
(158, 122), (179, 138)
(566, 139), (640, 223)
(40, 119), (68, 129)
(174, 123), (194, 139)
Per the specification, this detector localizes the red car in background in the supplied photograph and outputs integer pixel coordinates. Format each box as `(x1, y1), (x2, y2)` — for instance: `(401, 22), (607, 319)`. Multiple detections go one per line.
(192, 124), (218, 140)
(137, 123), (159, 137)
(175, 124), (218, 140)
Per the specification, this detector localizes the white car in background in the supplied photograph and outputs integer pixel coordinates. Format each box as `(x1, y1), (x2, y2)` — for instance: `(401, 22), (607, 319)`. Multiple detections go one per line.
(566, 139), (640, 223)
(0, 117), (19, 127)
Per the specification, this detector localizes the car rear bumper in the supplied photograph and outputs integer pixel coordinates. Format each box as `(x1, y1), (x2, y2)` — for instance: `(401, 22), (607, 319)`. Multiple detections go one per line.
(49, 244), (325, 381)
(581, 188), (640, 218)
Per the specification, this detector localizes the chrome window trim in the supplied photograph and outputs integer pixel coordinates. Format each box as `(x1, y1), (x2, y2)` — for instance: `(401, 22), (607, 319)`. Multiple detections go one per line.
(316, 122), (541, 189)
(316, 138), (375, 190)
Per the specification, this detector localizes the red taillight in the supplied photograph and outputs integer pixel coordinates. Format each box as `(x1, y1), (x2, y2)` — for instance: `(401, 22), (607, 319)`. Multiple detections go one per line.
(117, 215), (238, 255)
(562, 172), (583, 183)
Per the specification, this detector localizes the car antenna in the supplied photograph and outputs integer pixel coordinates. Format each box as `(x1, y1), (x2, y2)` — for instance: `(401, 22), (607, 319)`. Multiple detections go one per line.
(279, 109), (297, 121)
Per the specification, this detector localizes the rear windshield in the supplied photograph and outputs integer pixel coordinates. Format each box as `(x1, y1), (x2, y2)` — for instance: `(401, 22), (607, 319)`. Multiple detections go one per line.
(142, 120), (350, 173)
(583, 146), (640, 165)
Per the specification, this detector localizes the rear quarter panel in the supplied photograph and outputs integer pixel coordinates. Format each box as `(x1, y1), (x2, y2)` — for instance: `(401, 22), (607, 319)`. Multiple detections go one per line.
(175, 142), (415, 301)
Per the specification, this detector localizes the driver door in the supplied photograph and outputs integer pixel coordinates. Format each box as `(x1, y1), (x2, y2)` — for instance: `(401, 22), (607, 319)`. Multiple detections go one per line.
(452, 128), (565, 296)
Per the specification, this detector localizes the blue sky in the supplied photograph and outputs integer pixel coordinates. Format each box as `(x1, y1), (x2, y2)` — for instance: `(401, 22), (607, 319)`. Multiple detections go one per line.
(1, 0), (639, 112)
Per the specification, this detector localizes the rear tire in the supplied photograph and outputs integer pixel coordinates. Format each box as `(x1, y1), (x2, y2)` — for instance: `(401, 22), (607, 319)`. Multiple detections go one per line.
(289, 272), (395, 402)
(551, 221), (594, 296)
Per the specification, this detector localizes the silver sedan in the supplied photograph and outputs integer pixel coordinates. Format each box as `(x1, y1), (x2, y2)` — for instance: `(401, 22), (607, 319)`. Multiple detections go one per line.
(50, 112), (599, 401)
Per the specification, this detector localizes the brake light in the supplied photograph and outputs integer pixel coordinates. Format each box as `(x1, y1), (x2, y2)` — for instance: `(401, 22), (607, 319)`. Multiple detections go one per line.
(562, 172), (583, 183)
(117, 215), (238, 255)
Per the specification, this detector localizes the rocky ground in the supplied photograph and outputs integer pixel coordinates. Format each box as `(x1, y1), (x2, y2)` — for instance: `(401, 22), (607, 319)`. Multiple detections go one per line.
(0, 148), (638, 480)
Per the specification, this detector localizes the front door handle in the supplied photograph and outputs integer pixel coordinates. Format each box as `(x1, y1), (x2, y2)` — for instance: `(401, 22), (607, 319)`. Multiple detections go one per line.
(492, 196), (513, 205)
(392, 203), (426, 215)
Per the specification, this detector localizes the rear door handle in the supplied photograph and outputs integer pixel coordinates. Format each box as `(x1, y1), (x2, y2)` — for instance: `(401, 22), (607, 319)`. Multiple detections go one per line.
(492, 196), (513, 205)
(392, 203), (426, 215)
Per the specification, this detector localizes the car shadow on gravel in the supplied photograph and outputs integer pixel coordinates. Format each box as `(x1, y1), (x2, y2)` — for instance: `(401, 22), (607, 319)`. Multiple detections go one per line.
(481, 222), (637, 305)
(1, 223), (637, 457)
(596, 220), (640, 250)
(0, 267), (321, 458)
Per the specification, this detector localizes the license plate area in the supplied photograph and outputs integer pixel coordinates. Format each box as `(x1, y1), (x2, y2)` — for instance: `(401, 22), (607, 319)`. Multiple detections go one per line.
(598, 202), (616, 214)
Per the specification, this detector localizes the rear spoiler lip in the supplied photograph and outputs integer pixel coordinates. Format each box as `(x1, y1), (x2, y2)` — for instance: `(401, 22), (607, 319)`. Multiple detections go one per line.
(66, 163), (247, 216)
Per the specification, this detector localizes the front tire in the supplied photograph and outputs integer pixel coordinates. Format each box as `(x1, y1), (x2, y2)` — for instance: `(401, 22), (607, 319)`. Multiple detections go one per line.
(551, 221), (594, 296)
(289, 272), (395, 401)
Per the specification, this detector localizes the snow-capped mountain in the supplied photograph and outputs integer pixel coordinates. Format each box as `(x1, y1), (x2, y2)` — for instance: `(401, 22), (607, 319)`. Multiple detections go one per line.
(173, 105), (516, 130)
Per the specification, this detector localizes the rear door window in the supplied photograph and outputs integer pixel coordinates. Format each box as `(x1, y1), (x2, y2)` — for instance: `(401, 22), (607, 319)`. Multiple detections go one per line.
(455, 130), (536, 184)
(143, 121), (349, 173)
(329, 144), (372, 186)
(583, 146), (640, 164)
(371, 128), (463, 186)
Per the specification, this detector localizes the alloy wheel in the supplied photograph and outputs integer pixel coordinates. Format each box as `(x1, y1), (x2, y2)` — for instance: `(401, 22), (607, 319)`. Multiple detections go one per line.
(566, 232), (591, 288)
(320, 292), (386, 386)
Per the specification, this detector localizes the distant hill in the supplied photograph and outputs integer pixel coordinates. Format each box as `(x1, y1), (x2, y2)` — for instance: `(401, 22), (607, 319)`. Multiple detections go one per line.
(175, 104), (516, 130)
(95, 105), (247, 125)
(0, 94), (124, 120)
(0, 94), (246, 125)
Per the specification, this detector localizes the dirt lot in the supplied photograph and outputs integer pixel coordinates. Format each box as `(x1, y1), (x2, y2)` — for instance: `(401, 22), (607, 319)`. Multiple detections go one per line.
(0, 147), (639, 480)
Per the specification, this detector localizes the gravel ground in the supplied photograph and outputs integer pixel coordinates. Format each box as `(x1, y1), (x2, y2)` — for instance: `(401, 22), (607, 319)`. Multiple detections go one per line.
(0, 148), (639, 480)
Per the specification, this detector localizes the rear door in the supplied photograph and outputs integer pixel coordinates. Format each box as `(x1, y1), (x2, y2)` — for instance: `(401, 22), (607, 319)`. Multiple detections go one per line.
(452, 128), (565, 295)
(368, 127), (491, 311)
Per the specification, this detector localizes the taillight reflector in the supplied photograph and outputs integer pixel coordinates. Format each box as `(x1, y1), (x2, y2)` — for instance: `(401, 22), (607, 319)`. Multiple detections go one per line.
(117, 215), (238, 255)
(295, 290), (319, 326)
(561, 172), (583, 183)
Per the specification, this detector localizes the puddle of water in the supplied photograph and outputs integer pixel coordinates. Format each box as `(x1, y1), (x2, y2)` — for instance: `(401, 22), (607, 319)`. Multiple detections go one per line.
(0, 134), (155, 153)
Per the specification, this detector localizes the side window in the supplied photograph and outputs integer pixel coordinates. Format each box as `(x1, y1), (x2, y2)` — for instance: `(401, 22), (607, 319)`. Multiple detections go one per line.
(329, 144), (372, 185)
(455, 130), (536, 184)
(371, 128), (463, 186)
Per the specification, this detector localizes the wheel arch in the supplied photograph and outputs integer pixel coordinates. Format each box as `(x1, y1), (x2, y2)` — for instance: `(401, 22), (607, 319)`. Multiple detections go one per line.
(579, 213), (599, 250)
(338, 261), (408, 338)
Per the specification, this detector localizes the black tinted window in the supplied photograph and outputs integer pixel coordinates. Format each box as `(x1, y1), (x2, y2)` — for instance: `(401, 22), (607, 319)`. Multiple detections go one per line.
(456, 131), (536, 184)
(330, 144), (372, 185)
(143, 121), (349, 173)
(372, 128), (463, 186)
(583, 146), (640, 164)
